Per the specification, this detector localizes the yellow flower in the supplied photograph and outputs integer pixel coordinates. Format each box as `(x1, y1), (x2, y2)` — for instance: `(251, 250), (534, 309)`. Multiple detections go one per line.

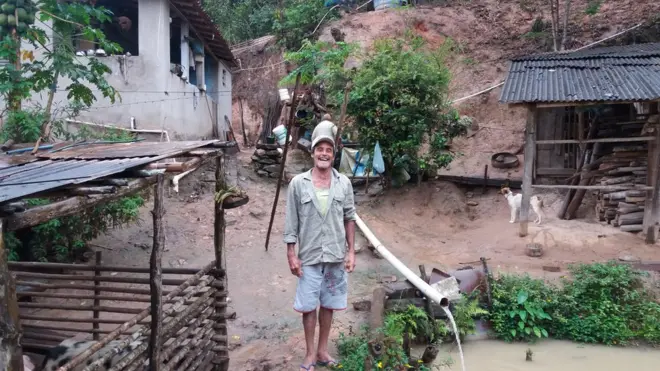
(418, 359), (423, 363)
(405, 364), (411, 368)
(377, 361), (383, 368)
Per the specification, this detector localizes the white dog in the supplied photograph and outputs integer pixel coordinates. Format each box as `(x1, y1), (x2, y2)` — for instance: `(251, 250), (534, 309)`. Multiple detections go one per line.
(501, 187), (544, 224)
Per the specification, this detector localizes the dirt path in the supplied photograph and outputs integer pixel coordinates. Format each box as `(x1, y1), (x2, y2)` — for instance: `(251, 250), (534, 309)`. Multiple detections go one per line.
(88, 148), (656, 370)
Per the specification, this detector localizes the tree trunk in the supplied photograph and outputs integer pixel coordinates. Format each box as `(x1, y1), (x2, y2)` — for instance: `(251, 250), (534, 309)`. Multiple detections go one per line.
(560, 0), (572, 50)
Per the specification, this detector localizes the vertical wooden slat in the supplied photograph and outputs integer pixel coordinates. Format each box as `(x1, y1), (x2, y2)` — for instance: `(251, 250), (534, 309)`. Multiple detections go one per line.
(0, 220), (24, 371)
(92, 251), (102, 341)
(644, 103), (660, 243)
(520, 105), (538, 237)
(214, 155), (229, 371)
(149, 174), (166, 370)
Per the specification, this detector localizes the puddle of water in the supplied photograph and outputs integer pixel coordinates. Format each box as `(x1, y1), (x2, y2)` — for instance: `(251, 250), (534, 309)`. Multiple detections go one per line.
(415, 339), (660, 371)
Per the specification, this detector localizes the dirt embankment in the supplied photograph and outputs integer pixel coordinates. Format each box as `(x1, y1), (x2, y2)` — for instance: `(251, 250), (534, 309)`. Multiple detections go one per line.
(231, 0), (660, 176)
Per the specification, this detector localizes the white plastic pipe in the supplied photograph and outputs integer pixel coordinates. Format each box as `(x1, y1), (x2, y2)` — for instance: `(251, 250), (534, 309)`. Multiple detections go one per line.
(354, 214), (449, 306)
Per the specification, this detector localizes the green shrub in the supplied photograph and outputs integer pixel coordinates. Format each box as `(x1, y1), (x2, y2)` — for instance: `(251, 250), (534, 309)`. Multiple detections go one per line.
(489, 274), (556, 342)
(553, 261), (660, 345)
(489, 261), (660, 345)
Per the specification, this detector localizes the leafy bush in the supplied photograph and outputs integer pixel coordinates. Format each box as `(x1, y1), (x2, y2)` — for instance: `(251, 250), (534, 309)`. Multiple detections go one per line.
(204, 0), (337, 50)
(273, 0), (339, 50)
(489, 262), (660, 345)
(553, 261), (660, 345)
(489, 274), (556, 342)
(451, 293), (489, 340)
(6, 195), (145, 263)
(344, 34), (467, 184)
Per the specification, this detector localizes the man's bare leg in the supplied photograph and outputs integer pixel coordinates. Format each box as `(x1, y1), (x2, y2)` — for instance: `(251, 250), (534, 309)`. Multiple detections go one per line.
(301, 310), (317, 370)
(316, 307), (335, 363)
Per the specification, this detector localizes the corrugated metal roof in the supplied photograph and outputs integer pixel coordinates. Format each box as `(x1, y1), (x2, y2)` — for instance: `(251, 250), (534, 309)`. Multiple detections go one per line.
(500, 42), (660, 104)
(170, 0), (236, 66)
(0, 140), (222, 204)
(37, 140), (219, 160)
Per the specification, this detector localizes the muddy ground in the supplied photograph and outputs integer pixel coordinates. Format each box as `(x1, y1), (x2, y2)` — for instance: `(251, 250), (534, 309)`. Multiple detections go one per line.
(86, 148), (659, 370)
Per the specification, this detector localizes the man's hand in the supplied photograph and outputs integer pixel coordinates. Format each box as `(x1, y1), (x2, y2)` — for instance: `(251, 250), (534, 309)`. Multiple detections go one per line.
(345, 250), (356, 273)
(288, 254), (303, 277)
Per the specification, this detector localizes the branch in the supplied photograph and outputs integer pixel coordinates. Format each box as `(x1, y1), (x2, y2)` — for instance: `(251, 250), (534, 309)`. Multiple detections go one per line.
(560, 0), (572, 51)
(38, 8), (85, 28)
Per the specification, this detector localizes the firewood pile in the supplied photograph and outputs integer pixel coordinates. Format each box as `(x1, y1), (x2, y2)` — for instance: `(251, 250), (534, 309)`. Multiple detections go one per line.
(593, 120), (651, 233)
(251, 143), (283, 177)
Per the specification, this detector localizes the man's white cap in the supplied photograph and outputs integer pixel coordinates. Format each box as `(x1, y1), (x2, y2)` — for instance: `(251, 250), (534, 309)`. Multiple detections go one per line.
(311, 119), (338, 149)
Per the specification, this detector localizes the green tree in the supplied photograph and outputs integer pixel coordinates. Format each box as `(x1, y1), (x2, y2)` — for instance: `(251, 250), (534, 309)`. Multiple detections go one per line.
(0, 0), (121, 144)
(345, 34), (468, 185)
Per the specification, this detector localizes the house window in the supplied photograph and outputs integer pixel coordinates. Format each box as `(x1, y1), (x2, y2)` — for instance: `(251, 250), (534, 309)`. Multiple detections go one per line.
(222, 69), (227, 87)
(74, 0), (139, 57)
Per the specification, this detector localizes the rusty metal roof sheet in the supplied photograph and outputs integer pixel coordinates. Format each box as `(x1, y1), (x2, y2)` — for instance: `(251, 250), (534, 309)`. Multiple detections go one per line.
(0, 140), (221, 204)
(37, 140), (219, 160)
(500, 42), (660, 104)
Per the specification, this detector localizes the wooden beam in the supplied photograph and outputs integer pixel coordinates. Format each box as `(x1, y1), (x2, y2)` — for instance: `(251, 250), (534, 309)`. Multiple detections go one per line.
(535, 100), (657, 108)
(149, 175), (166, 370)
(4, 177), (157, 232)
(520, 105), (537, 237)
(536, 137), (655, 144)
(169, 2), (220, 63)
(644, 104), (660, 244)
(532, 184), (653, 190)
(213, 156), (229, 371)
(0, 220), (24, 371)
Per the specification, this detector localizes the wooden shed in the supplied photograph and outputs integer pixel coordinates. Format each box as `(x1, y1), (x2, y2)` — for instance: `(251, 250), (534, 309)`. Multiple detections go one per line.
(0, 140), (245, 370)
(499, 42), (660, 242)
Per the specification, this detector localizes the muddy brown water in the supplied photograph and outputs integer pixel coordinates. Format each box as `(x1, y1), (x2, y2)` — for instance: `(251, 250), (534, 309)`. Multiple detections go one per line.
(414, 339), (660, 370)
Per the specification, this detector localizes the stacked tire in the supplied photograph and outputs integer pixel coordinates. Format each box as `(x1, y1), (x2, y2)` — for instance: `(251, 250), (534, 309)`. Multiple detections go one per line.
(0, 0), (37, 38)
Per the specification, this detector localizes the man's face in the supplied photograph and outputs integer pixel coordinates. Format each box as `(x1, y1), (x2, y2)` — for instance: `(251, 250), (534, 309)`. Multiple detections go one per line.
(313, 141), (334, 170)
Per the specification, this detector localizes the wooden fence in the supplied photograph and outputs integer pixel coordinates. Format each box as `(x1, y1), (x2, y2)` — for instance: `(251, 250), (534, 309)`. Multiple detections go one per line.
(9, 253), (228, 370)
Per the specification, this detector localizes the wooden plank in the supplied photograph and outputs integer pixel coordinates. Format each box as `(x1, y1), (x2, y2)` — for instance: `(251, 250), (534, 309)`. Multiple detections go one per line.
(435, 175), (521, 189)
(644, 103), (660, 244)
(0, 220), (24, 370)
(149, 175), (166, 370)
(520, 106), (537, 237)
(535, 167), (576, 176)
(532, 184), (653, 190)
(536, 137), (655, 144)
(5, 177), (157, 232)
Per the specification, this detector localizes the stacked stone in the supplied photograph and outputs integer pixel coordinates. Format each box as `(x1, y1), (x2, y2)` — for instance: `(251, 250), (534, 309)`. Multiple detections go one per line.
(251, 143), (283, 177)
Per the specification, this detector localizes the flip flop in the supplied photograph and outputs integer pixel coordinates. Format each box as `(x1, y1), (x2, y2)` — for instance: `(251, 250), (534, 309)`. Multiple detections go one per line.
(300, 362), (316, 371)
(316, 359), (339, 368)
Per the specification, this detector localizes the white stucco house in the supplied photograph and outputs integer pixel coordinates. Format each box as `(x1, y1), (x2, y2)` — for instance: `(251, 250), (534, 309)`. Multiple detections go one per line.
(21, 0), (236, 140)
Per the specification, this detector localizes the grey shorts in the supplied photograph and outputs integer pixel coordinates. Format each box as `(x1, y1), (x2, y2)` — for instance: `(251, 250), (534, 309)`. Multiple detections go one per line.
(294, 262), (348, 313)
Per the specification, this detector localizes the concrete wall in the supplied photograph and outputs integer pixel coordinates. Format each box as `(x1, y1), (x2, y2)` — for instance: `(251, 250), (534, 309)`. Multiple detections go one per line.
(4, 0), (233, 140)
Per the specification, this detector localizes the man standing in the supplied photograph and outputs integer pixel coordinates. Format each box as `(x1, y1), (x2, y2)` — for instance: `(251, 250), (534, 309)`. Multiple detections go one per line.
(284, 119), (356, 371)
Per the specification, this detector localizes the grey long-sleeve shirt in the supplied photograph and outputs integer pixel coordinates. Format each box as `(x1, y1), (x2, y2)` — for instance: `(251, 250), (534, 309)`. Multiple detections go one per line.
(283, 168), (357, 266)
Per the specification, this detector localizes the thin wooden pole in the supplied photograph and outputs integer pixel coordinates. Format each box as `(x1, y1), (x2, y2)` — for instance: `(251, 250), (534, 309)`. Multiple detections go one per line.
(265, 72), (302, 251)
(0, 220), (24, 371)
(92, 251), (101, 341)
(149, 174), (166, 370)
(239, 98), (248, 147)
(334, 82), (352, 151)
(645, 104), (660, 244)
(214, 155), (229, 371)
(519, 105), (537, 237)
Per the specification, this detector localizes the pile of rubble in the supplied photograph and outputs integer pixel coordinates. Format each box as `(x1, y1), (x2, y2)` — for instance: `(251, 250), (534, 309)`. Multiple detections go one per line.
(251, 143), (283, 177)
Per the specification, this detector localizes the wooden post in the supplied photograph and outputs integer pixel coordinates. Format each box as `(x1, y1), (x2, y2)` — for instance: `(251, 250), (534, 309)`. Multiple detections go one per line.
(519, 105), (538, 237)
(0, 220), (24, 371)
(149, 174), (166, 370)
(214, 155), (229, 370)
(644, 104), (660, 244)
(264, 72), (301, 251)
(239, 99), (248, 147)
(92, 251), (102, 341)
